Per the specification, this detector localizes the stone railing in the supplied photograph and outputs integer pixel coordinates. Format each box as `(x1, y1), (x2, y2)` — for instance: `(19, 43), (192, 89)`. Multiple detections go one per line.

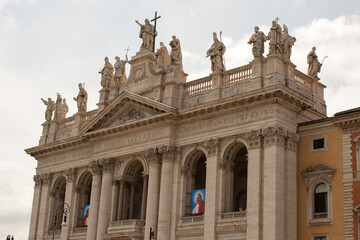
(223, 64), (252, 86)
(110, 219), (145, 227)
(221, 211), (247, 219)
(181, 215), (204, 224)
(185, 76), (212, 96)
(313, 212), (328, 219)
(294, 70), (312, 93)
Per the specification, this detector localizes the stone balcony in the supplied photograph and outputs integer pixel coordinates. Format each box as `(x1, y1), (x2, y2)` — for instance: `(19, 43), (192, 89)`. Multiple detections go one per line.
(104, 220), (145, 239)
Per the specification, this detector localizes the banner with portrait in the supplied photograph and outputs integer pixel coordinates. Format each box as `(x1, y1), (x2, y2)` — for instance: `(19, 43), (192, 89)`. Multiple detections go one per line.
(191, 189), (205, 215)
(82, 205), (90, 226)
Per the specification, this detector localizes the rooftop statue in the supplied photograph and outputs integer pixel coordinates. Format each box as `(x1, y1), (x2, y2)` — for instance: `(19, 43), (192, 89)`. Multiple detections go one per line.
(155, 42), (171, 69)
(267, 20), (282, 55)
(73, 83), (88, 113)
(307, 47), (322, 79)
(41, 97), (55, 122)
(169, 35), (183, 70)
(114, 55), (128, 84)
(248, 26), (267, 59)
(54, 93), (68, 120)
(99, 57), (114, 88)
(280, 24), (296, 61)
(206, 32), (226, 72)
(135, 19), (157, 51)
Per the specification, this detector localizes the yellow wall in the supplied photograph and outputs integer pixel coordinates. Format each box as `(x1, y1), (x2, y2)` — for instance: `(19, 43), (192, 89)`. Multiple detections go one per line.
(297, 129), (344, 239)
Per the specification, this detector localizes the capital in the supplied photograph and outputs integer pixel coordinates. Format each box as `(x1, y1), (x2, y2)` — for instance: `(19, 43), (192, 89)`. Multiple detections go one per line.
(159, 145), (176, 163)
(64, 168), (77, 182)
(204, 138), (219, 156)
(263, 126), (286, 146)
(89, 160), (102, 175)
(40, 173), (51, 186)
(99, 158), (115, 172)
(33, 174), (42, 187)
(245, 129), (262, 148)
(285, 131), (299, 151)
(145, 148), (161, 166)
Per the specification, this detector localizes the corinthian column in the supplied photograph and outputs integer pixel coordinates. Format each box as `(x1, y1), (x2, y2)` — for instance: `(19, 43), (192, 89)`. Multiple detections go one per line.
(144, 148), (161, 239)
(86, 161), (102, 240)
(61, 168), (77, 240)
(203, 139), (219, 240)
(96, 158), (115, 240)
(246, 129), (263, 240)
(157, 145), (176, 240)
(29, 175), (42, 240)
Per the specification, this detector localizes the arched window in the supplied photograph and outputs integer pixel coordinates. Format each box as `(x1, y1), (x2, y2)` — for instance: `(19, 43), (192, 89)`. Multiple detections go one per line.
(314, 183), (328, 214)
(75, 171), (92, 227)
(232, 147), (248, 212)
(183, 151), (207, 216)
(49, 176), (66, 230)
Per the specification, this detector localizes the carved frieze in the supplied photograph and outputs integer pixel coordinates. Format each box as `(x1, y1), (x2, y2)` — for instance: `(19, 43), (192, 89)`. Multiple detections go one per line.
(204, 138), (219, 156)
(263, 126), (286, 146)
(99, 158), (115, 173)
(64, 168), (77, 182)
(33, 174), (42, 187)
(245, 130), (262, 148)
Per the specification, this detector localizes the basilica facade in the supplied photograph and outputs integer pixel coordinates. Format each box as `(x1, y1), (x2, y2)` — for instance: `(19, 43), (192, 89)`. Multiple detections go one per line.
(26, 19), (359, 240)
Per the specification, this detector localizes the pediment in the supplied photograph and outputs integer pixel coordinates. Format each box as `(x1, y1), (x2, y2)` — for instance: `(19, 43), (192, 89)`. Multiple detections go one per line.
(302, 162), (335, 177)
(80, 91), (177, 134)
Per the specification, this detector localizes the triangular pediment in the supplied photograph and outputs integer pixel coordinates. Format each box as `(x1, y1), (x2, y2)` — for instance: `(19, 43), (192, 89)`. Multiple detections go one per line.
(80, 91), (177, 134)
(302, 162), (335, 177)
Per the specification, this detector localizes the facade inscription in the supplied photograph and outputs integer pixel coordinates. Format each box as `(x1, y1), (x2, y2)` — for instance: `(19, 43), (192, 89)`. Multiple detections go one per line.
(39, 149), (93, 168)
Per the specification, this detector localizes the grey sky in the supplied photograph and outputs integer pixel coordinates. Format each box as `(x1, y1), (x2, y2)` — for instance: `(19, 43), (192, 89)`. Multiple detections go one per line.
(0, 0), (359, 238)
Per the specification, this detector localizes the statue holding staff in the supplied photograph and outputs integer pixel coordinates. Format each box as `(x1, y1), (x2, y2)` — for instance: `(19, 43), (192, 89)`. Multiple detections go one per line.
(307, 47), (322, 79)
(73, 83), (88, 113)
(206, 32), (226, 72)
(114, 55), (128, 84)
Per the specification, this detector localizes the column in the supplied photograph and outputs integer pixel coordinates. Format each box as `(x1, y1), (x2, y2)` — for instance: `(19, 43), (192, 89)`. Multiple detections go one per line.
(144, 148), (161, 239)
(61, 168), (76, 240)
(263, 126), (286, 240)
(96, 158), (115, 240)
(29, 175), (42, 240)
(110, 180), (119, 222)
(284, 132), (298, 240)
(203, 139), (219, 240)
(170, 147), (181, 240)
(36, 173), (51, 240)
(86, 161), (102, 240)
(246, 130), (263, 240)
(157, 145), (175, 240)
(129, 180), (135, 219)
(117, 180), (124, 221)
(140, 174), (148, 221)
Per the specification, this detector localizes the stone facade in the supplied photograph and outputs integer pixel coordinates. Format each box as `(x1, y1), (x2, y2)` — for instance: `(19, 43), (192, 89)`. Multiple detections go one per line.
(26, 21), (331, 240)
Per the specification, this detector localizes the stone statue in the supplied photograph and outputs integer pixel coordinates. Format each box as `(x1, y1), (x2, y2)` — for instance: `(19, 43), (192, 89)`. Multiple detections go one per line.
(114, 55), (128, 84)
(54, 93), (68, 120)
(73, 83), (88, 113)
(169, 35), (183, 70)
(99, 57), (114, 88)
(206, 32), (226, 72)
(41, 97), (55, 122)
(267, 20), (282, 55)
(155, 42), (171, 69)
(135, 19), (157, 51)
(307, 47), (322, 79)
(248, 26), (267, 59)
(280, 24), (296, 60)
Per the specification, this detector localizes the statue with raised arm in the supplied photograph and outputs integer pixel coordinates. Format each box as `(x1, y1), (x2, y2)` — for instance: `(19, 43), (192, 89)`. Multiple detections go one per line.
(73, 83), (88, 113)
(114, 55), (128, 84)
(99, 57), (114, 88)
(155, 42), (171, 69)
(41, 97), (55, 122)
(307, 47), (322, 79)
(169, 35), (183, 70)
(280, 24), (296, 60)
(206, 32), (226, 72)
(135, 19), (157, 51)
(267, 20), (282, 55)
(248, 26), (267, 59)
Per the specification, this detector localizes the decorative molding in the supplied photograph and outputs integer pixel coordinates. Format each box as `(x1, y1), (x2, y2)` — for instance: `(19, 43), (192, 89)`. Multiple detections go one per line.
(159, 145), (176, 163)
(89, 160), (102, 175)
(99, 158), (115, 173)
(263, 126), (286, 146)
(33, 174), (42, 187)
(204, 138), (219, 156)
(64, 168), (77, 182)
(245, 129), (262, 148)
(41, 173), (51, 186)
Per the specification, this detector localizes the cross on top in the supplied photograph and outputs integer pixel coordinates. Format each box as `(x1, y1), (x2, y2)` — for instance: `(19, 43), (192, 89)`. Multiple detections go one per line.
(151, 11), (161, 52)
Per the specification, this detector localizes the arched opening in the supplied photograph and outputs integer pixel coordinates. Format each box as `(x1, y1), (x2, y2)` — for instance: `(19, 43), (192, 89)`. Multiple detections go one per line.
(184, 150), (207, 216)
(223, 142), (248, 213)
(115, 160), (146, 221)
(314, 183), (328, 214)
(76, 171), (92, 227)
(49, 176), (66, 230)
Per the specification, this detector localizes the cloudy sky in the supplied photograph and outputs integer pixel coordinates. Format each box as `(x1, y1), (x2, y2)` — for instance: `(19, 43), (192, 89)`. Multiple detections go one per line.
(0, 0), (359, 238)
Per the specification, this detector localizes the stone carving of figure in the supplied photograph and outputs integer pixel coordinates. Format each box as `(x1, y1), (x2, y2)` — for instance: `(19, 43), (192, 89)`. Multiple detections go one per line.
(54, 93), (68, 120)
(280, 24), (296, 60)
(41, 97), (56, 122)
(135, 19), (157, 51)
(307, 47), (322, 79)
(155, 42), (171, 69)
(169, 35), (183, 70)
(114, 55), (128, 84)
(248, 26), (267, 59)
(206, 32), (226, 72)
(267, 20), (282, 55)
(73, 83), (88, 113)
(99, 57), (114, 88)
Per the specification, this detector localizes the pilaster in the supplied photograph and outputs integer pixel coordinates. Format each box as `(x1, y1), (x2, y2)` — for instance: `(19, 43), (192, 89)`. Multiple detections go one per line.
(61, 168), (77, 240)
(170, 147), (181, 240)
(36, 173), (52, 240)
(203, 138), (219, 240)
(86, 160), (102, 240)
(29, 175), (42, 240)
